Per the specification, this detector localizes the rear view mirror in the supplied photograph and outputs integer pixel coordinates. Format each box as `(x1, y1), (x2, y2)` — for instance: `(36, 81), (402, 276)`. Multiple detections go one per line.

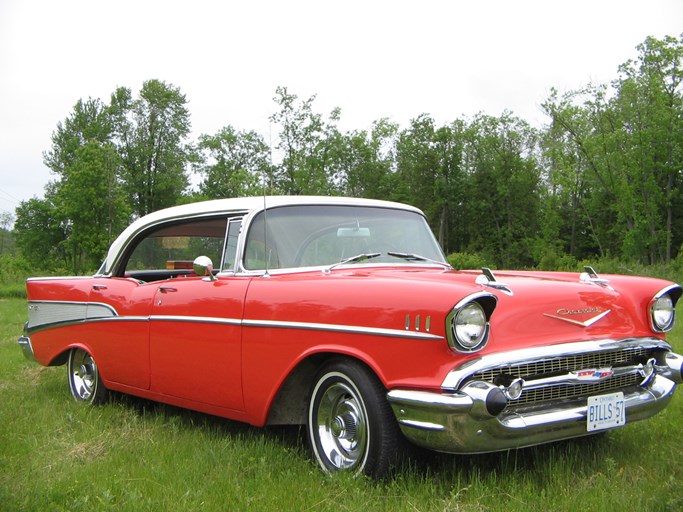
(193, 256), (217, 281)
(337, 227), (370, 238)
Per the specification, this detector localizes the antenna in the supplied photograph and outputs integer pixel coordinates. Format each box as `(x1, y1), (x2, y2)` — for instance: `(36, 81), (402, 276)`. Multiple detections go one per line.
(261, 121), (273, 278)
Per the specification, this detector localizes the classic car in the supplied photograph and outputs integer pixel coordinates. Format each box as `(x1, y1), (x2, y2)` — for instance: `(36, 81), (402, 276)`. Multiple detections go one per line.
(18, 195), (683, 477)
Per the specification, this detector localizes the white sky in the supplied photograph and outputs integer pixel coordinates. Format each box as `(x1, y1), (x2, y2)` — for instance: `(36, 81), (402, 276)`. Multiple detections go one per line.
(1, 0), (681, 218)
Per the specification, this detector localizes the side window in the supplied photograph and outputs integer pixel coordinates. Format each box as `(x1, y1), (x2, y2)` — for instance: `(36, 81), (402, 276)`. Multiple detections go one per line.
(221, 217), (242, 272)
(124, 217), (227, 279)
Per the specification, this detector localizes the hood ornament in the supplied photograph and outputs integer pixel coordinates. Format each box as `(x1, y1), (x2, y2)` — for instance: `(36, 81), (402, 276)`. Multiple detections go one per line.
(580, 266), (613, 289)
(476, 268), (513, 296)
(544, 307), (611, 327)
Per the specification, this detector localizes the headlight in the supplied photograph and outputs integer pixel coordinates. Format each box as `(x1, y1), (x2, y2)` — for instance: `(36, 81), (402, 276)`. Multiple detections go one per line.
(447, 297), (493, 352)
(651, 294), (675, 332)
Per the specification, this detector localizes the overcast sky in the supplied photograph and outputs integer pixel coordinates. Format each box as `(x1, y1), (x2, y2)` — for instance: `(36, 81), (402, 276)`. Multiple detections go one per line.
(1, 0), (681, 219)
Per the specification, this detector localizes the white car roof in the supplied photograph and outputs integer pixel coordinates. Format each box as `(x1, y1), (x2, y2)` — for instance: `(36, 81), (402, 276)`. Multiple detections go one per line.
(99, 196), (423, 275)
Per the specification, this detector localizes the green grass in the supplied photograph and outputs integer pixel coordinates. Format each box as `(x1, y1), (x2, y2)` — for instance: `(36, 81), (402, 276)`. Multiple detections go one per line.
(1, 297), (682, 512)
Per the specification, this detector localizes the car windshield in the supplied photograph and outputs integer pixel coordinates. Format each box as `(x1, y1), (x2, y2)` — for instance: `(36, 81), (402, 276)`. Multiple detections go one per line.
(243, 205), (446, 270)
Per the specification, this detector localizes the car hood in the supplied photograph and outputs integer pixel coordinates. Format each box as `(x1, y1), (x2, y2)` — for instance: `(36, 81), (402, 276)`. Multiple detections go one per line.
(455, 269), (674, 353)
(246, 266), (676, 355)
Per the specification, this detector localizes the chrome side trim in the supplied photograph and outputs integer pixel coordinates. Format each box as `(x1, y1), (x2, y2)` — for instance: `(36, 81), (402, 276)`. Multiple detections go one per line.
(242, 319), (444, 340)
(441, 338), (672, 390)
(149, 315), (242, 326)
(27, 301), (118, 332)
(27, 276), (94, 281)
(24, 300), (443, 341)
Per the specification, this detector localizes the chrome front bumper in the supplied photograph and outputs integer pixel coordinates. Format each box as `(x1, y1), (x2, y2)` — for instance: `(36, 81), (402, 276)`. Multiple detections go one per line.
(387, 349), (683, 454)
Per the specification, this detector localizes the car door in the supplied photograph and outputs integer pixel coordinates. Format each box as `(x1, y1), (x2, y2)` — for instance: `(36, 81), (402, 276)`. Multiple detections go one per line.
(148, 275), (250, 411)
(88, 276), (155, 390)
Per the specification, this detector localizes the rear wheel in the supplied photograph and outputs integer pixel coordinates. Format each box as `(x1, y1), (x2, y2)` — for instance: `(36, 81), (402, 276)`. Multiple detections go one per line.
(307, 359), (401, 478)
(67, 348), (108, 404)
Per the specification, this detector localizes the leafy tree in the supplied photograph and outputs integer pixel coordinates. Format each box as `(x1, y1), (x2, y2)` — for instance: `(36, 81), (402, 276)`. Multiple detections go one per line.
(396, 114), (440, 213)
(269, 86), (339, 195)
(16, 98), (124, 272)
(110, 79), (192, 216)
(43, 97), (113, 177)
(463, 113), (541, 267)
(55, 141), (129, 273)
(613, 34), (683, 262)
(196, 126), (271, 199)
(541, 89), (606, 259)
(13, 34), (683, 271)
(0, 211), (15, 255)
(541, 34), (683, 264)
(326, 118), (399, 200)
(13, 196), (66, 268)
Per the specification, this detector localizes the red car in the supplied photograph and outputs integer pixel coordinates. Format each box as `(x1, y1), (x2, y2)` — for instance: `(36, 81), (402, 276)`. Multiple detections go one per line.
(18, 196), (683, 477)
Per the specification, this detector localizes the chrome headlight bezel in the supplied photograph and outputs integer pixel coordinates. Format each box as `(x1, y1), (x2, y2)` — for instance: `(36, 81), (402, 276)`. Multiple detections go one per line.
(446, 292), (497, 353)
(649, 285), (682, 333)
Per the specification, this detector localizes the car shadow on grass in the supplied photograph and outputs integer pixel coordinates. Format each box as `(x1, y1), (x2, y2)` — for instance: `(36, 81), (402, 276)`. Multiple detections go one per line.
(100, 391), (616, 482)
(108, 390), (308, 449)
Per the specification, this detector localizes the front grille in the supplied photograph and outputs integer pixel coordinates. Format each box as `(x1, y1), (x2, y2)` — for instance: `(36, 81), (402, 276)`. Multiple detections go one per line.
(514, 374), (641, 405)
(469, 346), (657, 408)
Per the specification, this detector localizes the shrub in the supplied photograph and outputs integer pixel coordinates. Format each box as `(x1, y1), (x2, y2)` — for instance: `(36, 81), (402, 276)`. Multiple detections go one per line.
(0, 255), (31, 284)
(447, 252), (488, 270)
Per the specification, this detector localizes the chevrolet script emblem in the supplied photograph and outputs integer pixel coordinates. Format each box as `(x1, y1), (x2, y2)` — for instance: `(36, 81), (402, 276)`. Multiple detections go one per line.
(544, 307), (611, 327)
(571, 368), (615, 381)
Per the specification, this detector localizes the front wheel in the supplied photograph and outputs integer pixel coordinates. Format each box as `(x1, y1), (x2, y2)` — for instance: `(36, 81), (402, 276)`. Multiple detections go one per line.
(307, 359), (401, 478)
(67, 348), (108, 404)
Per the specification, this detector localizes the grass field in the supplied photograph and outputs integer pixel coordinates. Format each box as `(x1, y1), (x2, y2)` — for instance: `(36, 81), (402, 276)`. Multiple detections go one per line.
(1, 296), (682, 512)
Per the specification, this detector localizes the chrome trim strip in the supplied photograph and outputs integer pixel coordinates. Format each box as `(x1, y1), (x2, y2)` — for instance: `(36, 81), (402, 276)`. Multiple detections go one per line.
(397, 419), (446, 431)
(27, 276), (94, 281)
(27, 300), (118, 331)
(653, 284), (683, 300)
(242, 319), (444, 340)
(543, 309), (611, 327)
(149, 315), (242, 326)
(24, 300), (443, 340)
(90, 316), (150, 323)
(521, 362), (651, 390)
(441, 338), (672, 390)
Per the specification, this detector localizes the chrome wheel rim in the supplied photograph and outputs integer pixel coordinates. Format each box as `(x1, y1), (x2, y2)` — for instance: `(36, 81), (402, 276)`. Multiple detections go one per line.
(70, 350), (97, 401)
(316, 381), (368, 470)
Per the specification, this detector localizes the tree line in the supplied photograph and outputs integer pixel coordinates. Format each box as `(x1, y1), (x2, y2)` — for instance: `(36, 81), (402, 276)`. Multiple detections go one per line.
(8, 34), (683, 274)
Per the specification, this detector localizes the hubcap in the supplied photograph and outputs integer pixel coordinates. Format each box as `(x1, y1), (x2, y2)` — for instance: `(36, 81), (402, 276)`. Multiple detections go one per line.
(316, 381), (367, 470)
(71, 351), (96, 400)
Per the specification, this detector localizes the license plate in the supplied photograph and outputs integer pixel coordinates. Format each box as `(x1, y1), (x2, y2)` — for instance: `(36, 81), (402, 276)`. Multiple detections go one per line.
(587, 392), (625, 432)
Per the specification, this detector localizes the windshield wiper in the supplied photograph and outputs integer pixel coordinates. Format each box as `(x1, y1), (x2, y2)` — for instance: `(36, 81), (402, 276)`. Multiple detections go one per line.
(387, 252), (452, 269)
(323, 252), (381, 274)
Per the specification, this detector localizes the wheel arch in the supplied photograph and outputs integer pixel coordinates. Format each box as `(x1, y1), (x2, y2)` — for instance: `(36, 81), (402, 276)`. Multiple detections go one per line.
(48, 349), (71, 367)
(265, 350), (386, 426)
(47, 340), (93, 366)
(46, 342), (101, 377)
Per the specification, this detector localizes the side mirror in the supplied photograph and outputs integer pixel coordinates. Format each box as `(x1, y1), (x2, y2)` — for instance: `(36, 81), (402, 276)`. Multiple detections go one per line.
(193, 256), (217, 281)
